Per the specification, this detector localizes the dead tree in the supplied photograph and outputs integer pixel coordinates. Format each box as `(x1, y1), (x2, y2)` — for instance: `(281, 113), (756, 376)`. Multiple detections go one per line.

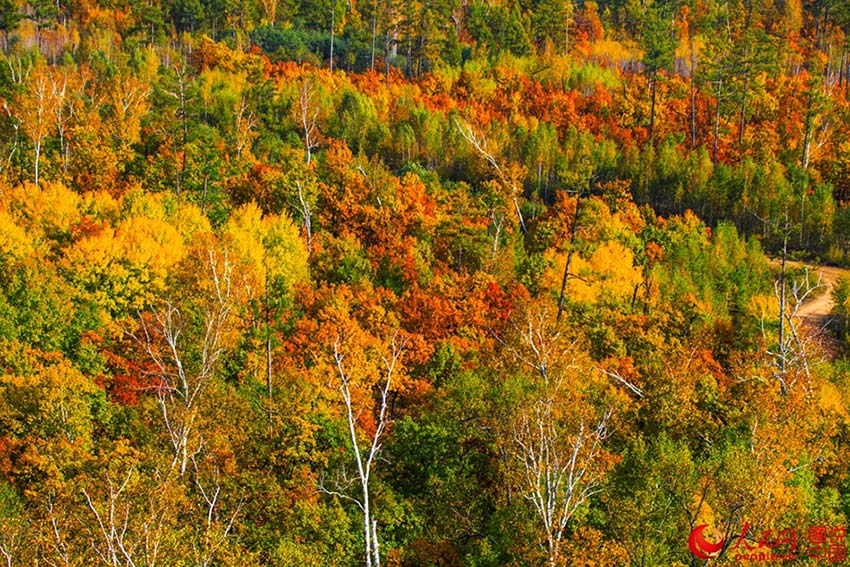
(299, 79), (320, 166)
(43, 494), (72, 567)
(190, 457), (243, 567)
(296, 181), (313, 253)
(764, 266), (823, 395)
(82, 469), (139, 567)
(513, 403), (612, 566)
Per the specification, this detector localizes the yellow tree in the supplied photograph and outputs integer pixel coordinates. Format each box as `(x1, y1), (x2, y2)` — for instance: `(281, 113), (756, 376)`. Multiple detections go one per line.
(131, 245), (235, 477)
(221, 202), (309, 406)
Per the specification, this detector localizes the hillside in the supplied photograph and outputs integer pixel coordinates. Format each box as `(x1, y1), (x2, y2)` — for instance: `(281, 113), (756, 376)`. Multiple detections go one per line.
(1, 1), (850, 566)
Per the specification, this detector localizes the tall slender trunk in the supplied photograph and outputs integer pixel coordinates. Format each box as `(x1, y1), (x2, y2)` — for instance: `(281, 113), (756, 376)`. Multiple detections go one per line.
(557, 190), (583, 321)
(713, 78), (722, 165)
(406, 25), (413, 78)
(202, 176), (208, 212)
(265, 279), (272, 407)
(690, 32), (696, 148)
(361, 481), (373, 567)
(370, 0), (378, 72)
(180, 77), (188, 200)
(297, 182), (312, 253)
(778, 222), (787, 394)
(385, 24), (391, 87)
(801, 93), (813, 169)
(648, 70), (658, 145)
(738, 73), (750, 147)
(34, 139), (41, 186)
(372, 518), (380, 566)
(330, 3), (335, 72)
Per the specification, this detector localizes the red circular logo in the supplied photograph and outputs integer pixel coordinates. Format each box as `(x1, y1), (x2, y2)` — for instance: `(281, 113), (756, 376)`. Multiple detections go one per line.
(689, 524), (725, 559)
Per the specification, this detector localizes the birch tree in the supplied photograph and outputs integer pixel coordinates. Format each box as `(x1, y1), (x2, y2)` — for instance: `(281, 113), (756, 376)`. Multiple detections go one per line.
(131, 249), (233, 477)
(299, 79), (320, 166)
(455, 117), (528, 236)
(15, 63), (63, 186)
(499, 305), (615, 566)
(320, 332), (407, 567)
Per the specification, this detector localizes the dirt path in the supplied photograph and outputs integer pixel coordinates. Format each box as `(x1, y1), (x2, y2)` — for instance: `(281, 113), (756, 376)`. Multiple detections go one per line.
(770, 260), (849, 330)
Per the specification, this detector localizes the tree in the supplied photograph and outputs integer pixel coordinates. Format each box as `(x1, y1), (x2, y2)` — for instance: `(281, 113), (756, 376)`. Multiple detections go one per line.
(765, 238), (822, 395)
(639, 0), (677, 145)
(222, 203), (309, 412)
(0, 483), (26, 567)
(131, 248), (234, 477)
(498, 304), (615, 566)
(298, 78), (320, 165)
(0, 0), (21, 54)
(15, 62), (65, 186)
(320, 331), (407, 567)
(531, 0), (573, 55)
(455, 117), (528, 236)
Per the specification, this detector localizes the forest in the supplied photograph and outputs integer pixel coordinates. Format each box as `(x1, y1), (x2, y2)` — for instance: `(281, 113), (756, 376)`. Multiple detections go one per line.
(1, 0), (850, 565)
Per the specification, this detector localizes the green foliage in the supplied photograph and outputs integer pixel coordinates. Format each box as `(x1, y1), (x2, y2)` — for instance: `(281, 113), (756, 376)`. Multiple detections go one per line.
(0, 3), (849, 565)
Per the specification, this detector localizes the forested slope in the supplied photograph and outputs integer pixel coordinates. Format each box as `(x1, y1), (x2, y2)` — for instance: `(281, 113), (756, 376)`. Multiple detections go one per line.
(1, 1), (850, 565)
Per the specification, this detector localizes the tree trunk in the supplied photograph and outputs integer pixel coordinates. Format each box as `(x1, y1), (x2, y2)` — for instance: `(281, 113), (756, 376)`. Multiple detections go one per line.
(180, 76), (188, 200)
(648, 70), (657, 145)
(370, 0), (378, 72)
(371, 517), (380, 567)
(512, 195), (527, 235)
(557, 190), (582, 321)
(802, 94), (813, 169)
(690, 32), (696, 148)
(385, 25), (391, 87)
(713, 78), (722, 165)
(738, 73), (750, 148)
(778, 224), (787, 394)
(266, 282), (272, 406)
(34, 138), (41, 186)
(362, 483), (373, 567)
(330, 3), (335, 72)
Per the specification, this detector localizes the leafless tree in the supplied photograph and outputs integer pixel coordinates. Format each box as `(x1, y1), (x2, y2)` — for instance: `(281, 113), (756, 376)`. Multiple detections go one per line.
(319, 332), (407, 567)
(0, 100), (19, 180)
(43, 494), (72, 567)
(82, 469), (140, 567)
(131, 250), (233, 476)
(299, 79), (320, 166)
(763, 266), (824, 394)
(0, 525), (18, 567)
(499, 307), (613, 567)
(455, 117), (528, 236)
(296, 180), (313, 253)
(190, 457), (244, 567)
(17, 65), (58, 186)
(513, 404), (612, 567)
(234, 94), (257, 160)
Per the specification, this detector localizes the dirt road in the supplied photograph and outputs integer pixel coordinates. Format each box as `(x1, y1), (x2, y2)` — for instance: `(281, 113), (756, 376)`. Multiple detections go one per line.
(771, 260), (849, 330)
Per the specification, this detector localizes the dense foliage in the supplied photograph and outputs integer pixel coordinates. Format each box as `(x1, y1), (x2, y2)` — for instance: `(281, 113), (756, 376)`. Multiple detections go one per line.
(1, 0), (850, 565)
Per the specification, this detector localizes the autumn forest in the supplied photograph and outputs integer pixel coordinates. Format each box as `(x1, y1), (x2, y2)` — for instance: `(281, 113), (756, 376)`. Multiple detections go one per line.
(1, 0), (850, 565)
